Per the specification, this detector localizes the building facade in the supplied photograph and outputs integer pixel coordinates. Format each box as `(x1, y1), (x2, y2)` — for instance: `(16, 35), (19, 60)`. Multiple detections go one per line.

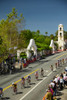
(58, 24), (65, 51)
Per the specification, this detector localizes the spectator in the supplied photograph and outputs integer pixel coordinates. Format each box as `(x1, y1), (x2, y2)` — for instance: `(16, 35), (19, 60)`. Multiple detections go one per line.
(42, 89), (52, 100)
(60, 73), (63, 78)
(54, 76), (58, 84)
(46, 89), (52, 100)
(59, 76), (64, 90)
(49, 80), (55, 88)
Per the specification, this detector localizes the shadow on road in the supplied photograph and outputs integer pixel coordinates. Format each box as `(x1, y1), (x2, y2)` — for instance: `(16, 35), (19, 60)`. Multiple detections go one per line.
(56, 91), (64, 96)
(25, 86), (31, 88)
(2, 97), (10, 100)
(30, 82), (36, 85)
(57, 98), (61, 100)
(16, 91), (23, 94)
(38, 79), (43, 81)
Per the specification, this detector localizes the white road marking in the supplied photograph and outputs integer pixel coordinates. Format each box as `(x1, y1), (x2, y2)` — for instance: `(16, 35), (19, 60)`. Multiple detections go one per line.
(47, 71), (52, 76)
(19, 69), (54, 100)
(44, 70), (48, 72)
(46, 70), (48, 72)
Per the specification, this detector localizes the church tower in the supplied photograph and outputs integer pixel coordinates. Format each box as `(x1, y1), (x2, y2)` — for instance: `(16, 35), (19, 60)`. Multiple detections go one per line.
(58, 24), (64, 51)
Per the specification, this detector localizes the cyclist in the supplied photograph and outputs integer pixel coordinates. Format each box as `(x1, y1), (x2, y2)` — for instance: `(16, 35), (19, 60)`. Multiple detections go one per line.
(21, 77), (25, 88)
(0, 87), (3, 99)
(50, 65), (53, 71)
(28, 75), (31, 84)
(65, 58), (67, 63)
(62, 59), (64, 64)
(55, 63), (57, 69)
(59, 59), (62, 66)
(26, 75), (31, 85)
(41, 68), (44, 77)
(35, 71), (38, 80)
(58, 60), (60, 67)
(12, 82), (17, 94)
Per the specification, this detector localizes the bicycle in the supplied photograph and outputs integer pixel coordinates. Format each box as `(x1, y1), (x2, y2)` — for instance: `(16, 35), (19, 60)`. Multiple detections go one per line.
(26, 76), (31, 86)
(62, 59), (64, 65)
(41, 68), (44, 77)
(21, 77), (25, 88)
(50, 65), (53, 71)
(0, 87), (3, 100)
(35, 71), (38, 80)
(55, 63), (57, 69)
(58, 60), (60, 67)
(12, 83), (17, 94)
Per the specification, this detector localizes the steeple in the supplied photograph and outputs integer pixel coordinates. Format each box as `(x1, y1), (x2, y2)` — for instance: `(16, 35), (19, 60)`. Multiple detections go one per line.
(58, 24), (64, 51)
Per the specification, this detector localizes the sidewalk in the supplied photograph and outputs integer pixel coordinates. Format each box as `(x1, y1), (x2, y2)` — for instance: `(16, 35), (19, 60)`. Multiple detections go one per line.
(56, 87), (67, 100)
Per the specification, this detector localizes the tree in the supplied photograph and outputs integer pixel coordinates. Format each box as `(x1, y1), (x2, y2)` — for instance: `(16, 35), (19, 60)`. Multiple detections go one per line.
(64, 31), (67, 40)
(45, 32), (48, 36)
(0, 36), (2, 44)
(6, 8), (25, 51)
(50, 34), (54, 39)
(0, 8), (25, 62)
(20, 30), (33, 46)
(44, 37), (51, 45)
(36, 30), (40, 34)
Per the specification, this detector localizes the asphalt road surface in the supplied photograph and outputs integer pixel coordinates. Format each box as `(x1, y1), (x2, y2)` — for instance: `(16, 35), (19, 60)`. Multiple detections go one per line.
(0, 51), (67, 100)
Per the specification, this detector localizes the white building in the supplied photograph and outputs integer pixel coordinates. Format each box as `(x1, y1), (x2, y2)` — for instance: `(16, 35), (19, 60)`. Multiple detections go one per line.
(57, 24), (65, 51)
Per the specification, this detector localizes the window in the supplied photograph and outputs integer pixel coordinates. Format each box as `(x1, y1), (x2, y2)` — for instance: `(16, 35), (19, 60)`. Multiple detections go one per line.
(60, 27), (62, 31)
(60, 33), (62, 37)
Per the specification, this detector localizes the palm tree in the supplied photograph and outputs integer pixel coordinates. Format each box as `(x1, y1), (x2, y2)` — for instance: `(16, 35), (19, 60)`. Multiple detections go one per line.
(45, 32), (48, 36)
(37, 30), (40, 34)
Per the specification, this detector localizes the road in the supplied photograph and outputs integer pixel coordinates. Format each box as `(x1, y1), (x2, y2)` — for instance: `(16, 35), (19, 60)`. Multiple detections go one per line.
(0, 51), (67, 100)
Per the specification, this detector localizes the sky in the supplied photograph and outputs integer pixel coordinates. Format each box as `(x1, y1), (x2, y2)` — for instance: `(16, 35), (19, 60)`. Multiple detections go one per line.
(0, 0), (67, 35)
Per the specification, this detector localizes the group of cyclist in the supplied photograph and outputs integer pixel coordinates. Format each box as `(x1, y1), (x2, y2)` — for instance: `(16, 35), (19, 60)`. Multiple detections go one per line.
(11, 68), (44, 94)
(50, 58), (67, 71)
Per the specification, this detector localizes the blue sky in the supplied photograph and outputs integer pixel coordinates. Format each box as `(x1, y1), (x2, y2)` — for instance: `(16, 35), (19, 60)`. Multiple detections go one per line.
(0, 0), (67, 35)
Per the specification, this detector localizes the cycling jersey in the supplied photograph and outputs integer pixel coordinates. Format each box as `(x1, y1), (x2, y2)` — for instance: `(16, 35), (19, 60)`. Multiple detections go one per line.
(35, 72), (38, 76)
(12, 83), (17, 89)
(0, 88), (3, 94)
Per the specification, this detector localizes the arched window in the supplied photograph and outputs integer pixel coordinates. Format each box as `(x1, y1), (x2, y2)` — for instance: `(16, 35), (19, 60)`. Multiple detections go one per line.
(60, 33), (62, 37)
(60, 27), (62, 31)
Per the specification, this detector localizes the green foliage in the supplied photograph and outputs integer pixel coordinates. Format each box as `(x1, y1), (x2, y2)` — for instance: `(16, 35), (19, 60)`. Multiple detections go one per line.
(45, 32), (48, 36)
(20, 30), (33, 45)
(54, 42), (58, 50)
(37, 48), (43, 51)
(36, 30), (40, 34)
(0, 8), (25, 62)
(35, 35), (45, 43)
(36, 42), (50, 51)
(64, 31), (67, 40)
(44, 37), (51, 45)
(20, 30), (52, 52)
(20, 52), (27, 58)
(50, 34), (54, 39)
(0, 36), (2, 44)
